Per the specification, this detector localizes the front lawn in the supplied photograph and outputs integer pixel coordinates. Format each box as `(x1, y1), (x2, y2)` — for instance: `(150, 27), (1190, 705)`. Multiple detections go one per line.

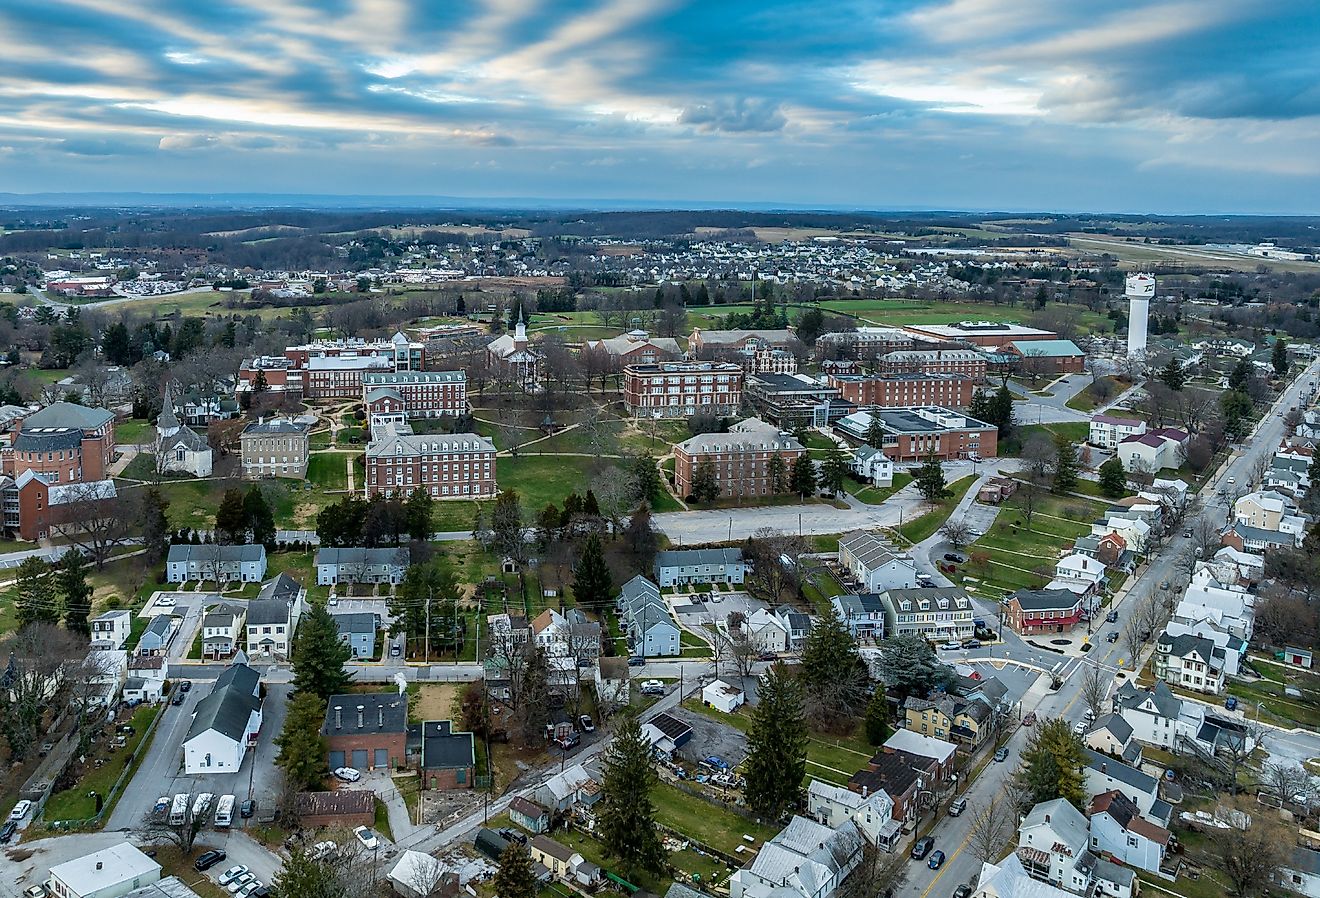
(43, 705), (161, 822)
(307, 452), (350, 490)
(115, 419), (154, 445)
(896, 475), (977, 544)
(496, 454), (603, 513)
(843, 472), (914, 505)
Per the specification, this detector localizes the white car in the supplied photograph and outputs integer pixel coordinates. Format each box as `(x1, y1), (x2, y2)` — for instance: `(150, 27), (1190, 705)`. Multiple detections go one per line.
(156, 596), (176, 607)
(227, 873), (256, 894)
(192, 793), (214, 817)
(308, 841), (338, 861)
(333, 767), (361, 783)
(217, 866), (249, 887)
(640, 679), (664, 695)
(940, 641), (961, 651)
(353, 826), (379, 850)
(1073, 720), (1087, 735)
(8, 800), (32, 821)
(238, 882), (264, 898)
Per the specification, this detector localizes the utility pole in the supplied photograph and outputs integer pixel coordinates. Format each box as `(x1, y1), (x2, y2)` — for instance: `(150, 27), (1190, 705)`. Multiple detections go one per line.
(425, 586), (431, 664)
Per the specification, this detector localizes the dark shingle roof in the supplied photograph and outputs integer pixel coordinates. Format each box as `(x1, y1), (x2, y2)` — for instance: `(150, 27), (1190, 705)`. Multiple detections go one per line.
(1009, 588), (1081, 611)
(418, 720), (475, 769)
(323, 692), (408, 735)
(187, 664), (261, 742)
(1084, 748), (1157, 794)
(23, 401), (113, 431)
(257, 572), (302, 602)
(13, 427), (82, 453)
(333, 612), (377, 636)
(246, 599), (289, 626)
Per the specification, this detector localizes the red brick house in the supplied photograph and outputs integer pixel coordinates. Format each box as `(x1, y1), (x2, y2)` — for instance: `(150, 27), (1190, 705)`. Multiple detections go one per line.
(847, 748), (943, 825)
(1003, 588), (1084, 634)
(409, 720), (476, 790)
(323, 693), (408, 771)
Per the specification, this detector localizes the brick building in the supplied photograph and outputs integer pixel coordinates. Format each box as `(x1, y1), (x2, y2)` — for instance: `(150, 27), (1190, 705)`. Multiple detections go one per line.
(285, 333), (424, 371)
(9, 474), (117, 541)
(672, 418), (805, 499)
(1005, 339), (1086, 374)
(323, 692), (408, 771)
(294, 791), (376, 828)
(689, 328), (796, 355)
(240, 417), (311, 479)
(238, 334), (425, 398)
(879, 349), (988, 381)
(410, 720), (476, 789)
(364, 424), (496, 499)
(835, 406), (997, 462)
(901, 321), (1059, 348)
(237, 356), (301, 395)
(303, 354), (396, 399)
(1003, 587), (1085, 634)
(1, 401), (115, 483)
(817, 327), (914, 359)
(828, 372), (976, 409)
(623, 361), (743, 418)
(364, 370), (468, 437)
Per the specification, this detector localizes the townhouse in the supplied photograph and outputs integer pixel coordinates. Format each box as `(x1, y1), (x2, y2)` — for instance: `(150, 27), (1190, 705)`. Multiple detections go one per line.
(880, 587), (975, 641)
(201, 604), (246, 659)
(654, 547), (746, 587)
(837, 530), (918, 592)
(831, 593), (887, 641)
(623, 360), (744, 418)
(245, 573), (304, 658)
(166, 544), (268, 584)
(672, 418), (805, 498)
(806, 778), (902, 851)
(364, 424), (496, 500)
(316, 547), (410, 585)
(617, 575), (680, 657)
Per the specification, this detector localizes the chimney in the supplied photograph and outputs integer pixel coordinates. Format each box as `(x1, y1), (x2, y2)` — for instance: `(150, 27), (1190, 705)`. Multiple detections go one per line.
(334, 706), (342, 729)
(357, 705), (365, 729)
(1101, 762), (1108, 774)
(1044, 814), (1050, 824)
(378, 706), (384, 728)
(96, 862), (103, 871)
(861, 785), (868, 798)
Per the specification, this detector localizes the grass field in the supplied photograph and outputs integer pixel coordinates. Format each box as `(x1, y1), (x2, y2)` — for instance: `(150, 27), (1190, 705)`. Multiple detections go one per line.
(43, 705), (161, 821)
(896, 475), (977, 544)
(1001, 421), (1090, 456)
(114, 419), (154, 444)
(496, 453), (604, 512)
(306, 452), (350, 490)
(651, 781), (779, 854)
(844, 472), (914, 505)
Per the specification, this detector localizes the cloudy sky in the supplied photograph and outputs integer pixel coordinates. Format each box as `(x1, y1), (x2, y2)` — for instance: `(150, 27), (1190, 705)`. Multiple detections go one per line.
(2, 0), (1318, 212)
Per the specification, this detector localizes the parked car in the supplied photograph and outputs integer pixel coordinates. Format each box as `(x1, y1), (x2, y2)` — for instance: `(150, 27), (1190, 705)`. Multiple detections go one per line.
(498, 828), (528, 846)
(9, 800), (32, 821)
(928, 850), (946, 870)
(911, 837), (935, 860)
(1022, 712), (1037, 726)
(1106, 610), (1119, 623)
(238, 882), (264, 898)
(628, 656), (646, 666)
(961, 639), (981, 649)
(1073, 720), (1087, 735)
(171, 692), (186, 706)
(757, 651), (778, 661)
(194, 849), (227, 872)
(948, 798), (967, 817)
(993, 748), (1009, 763)
(153, 796), (170, 814)
(328, 595), (339, 606)
(1106, 631), (1119, 643)
(389, 644), (401, 657)
(22, 886), (46, 898)
(0, 822), (16, 844)
(353, 826), (379, 850)
(239, 799), (256, 819)
(227, 873), (256, 894)
(333, 767), (361, 783)
(308, 841), (338, 861)
(942, 552), (966, 563)
(1183, 528), (1194, 538)
(1225, 696), (1239, 711)
(640, 680), (665, 695)
(218, 866), (249, 887)
(156, 596), (176, 607)
(953, 886), (973, 898)
(579, 715), (595, 733)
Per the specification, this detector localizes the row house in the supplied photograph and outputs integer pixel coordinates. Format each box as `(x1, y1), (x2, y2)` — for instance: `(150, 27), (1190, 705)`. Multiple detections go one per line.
(1231, 489), (1306, 548)
(201, 603), (247, 659)
(837, 530), (918, 592)
(835, 406), (997, 462)
(654, 547), (746, 587)
(623, 360), (744, 418)
(1088, 790), (1171, 874)
(363, 370), (468, 437)
(364, 424), (496, 500)
(828, 372), (976, 409)
(831, 593), (887, 641)
(617, 575), (680, 657)
(315, 547), (410, 585)
(672, 417), (804, 498)
(881, 587), (976, 641)
(878, 348), (987, 381)
(847, 747), (946, 826)
(166, 544), (268, 584)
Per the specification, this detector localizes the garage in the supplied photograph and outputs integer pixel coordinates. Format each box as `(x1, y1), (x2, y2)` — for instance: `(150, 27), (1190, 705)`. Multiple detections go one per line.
(329, 750), (346, 770)
(374, 748), (389, 769)
(352, 749), (369, 769)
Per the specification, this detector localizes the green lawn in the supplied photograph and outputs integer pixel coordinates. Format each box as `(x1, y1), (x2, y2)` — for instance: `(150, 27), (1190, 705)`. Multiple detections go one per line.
(1064, 377), (1123, 413)
(953, 491), (1104, 597)
(651, 781), (779, 854)
(307, 452), (350, 490)
(115, 419), (155, 445)
(43, 705), (161, 822)
(1001, 421), (1090, 456)
(497, 454), (603, 513)
(843, 472), (913, 505)
(896, 474), (977, 544)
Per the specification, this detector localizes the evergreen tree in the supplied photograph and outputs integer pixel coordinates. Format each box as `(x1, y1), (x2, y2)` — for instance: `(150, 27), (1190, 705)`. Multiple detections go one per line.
(789, 453), (816, 498)
(989, 382), (1015, 438)
(101, 322), (134, 366)
(820, 446), (849, 496)
(1222, 390), (1254, 440)
(572, 534), (613, 610)
(874, 634), (958, 702)
(140, 486), (171, 565)
(743, 665), (808, 820)
(243, 486), (276, 547)
(404, 488), (434, 541)
(631, 454), (664, 506)
(690, 459), (721, 503)
(536, 503), (561, 544)
(767, 453), (789, 494)
(290, 603), (353, 700)
(795, 307), (826, 345)
(14, 556), (58, 627)
(492, 843), (538, 898)
(274, 692), (328, 790)
(268, 847), (344, 898)
(968, 389), (993, 426)
(1098, 457), (1127, 498)
(57, 549), (92, 636)
(490, 490), (525, 562)
(1158, 357), (1185, 391)
(864, 416), (886, 450)
(1011, 717), (1088, 810)
(864, 685), (891, 746)
(597, 712), (669, 879)
(798, 615), (870, 731)
(624, 505), (659, 571)
(1229, 358), (1252, 392)
(1051, 435), (1079, 494)
(1274, 336), (1290, 376)
(252, 368), (268, 394)
(214, 488), (249, 544)
(914, 456), (950, 502)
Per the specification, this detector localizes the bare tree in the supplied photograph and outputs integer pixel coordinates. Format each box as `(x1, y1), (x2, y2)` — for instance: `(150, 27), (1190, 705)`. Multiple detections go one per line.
(1021, 434), (1057, 483)
(836, 841), (908, 898)
(52, 483), (136, 569)
(717, 624), (759, 682)
(1260, 761), (1312, 804)
(1203, 796), (1287, 896)
(966, 791), (1017, 865)
(67, 650), (121, 751)
(401, 851), (453, 898)
(1218, 718), (1269, 796)
(138, 799), (205, 852)
(1079, 665), (1108, 722)
(940, 518), (974, 551)
(591, 465), (632, 538)
(1121, 616), (1146, 666)
(0, 624), (85, 759)
(1017, 479), (1042, 528)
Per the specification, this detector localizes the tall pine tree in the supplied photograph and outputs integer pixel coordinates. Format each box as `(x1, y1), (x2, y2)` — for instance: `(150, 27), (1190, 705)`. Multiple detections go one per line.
(14, 556), (58, 627)
(571, 534), (613, 611)
(244, 486), (276, 547)
(790, 453), (816, 498)
(743, 664), (807, 821)
(914, 456), (950, 501)
(492, 843), (538, 898)
(214, 488), (248, 544)
(57, 549), (92, 636)
(597, 712), (669, 879)
(864, 416), (886, 449)
(274, 692), (328, 789)
(820, 446), (849, 496)
(1098, 457), (1127, 498)
(767, 453), (789, 494)
(1011, 717), (1088, 811)
(405, 488), (434, 541)
(864, 685), (891, 746)
(291, 603), (353, 700)
(1051, 435), (1079, 494)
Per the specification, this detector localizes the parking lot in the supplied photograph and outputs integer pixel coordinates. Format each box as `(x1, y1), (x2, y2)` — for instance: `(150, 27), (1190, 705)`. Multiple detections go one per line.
(665, 707), (749, 768)
(106, 683), (291, 830)
(671, 591), (767, 632)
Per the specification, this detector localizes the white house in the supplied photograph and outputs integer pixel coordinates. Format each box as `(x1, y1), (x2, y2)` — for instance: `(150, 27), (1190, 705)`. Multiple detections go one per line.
(805, 778), (902, 851)
(201, 604), (246, 659)
(743, 608), (790, 653)
(388, 850), (453, 898)
(1084, 714), (1142, 766)
(48, 843), (160, 898)
(1112, 681), (1194, 752)
(1083, 749), (1161, 819)
(838, 530), (918, 593)
(1017, 800), (1104, 896)
(155, 387), (213, 478)
(850, 445), (894, 487)
(245, 573), (304, 658)
(1233, 490), (1306, 547)
(618, 575), (681, 657)
(1117, 427), (1188, 474)
(594, 657), (629, 711)
(1090, 414), (1147, 450)
(86, 649), (128, 709)
(880, 587), (975, 640)
(90, 609), (133, 650)
(1279, 846), (1320, 898)
(1154, 631), (1226, 694)
(730, 815), (862, 898)
(1088, 790), (1170, 873)
(654, 548), (746, 587)
(702, 679), (746, 713)
(165, 544), (267, 584)
(125, 654), (167, 704)
(183, 662), (262, 775)
(1048, 553), (1106, 599)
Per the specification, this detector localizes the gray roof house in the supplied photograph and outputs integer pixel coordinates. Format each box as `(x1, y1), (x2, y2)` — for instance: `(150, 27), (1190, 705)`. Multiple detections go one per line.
(654, 548), (746, 588)
(245, 574), (305, 658)
(831, 593), (887, 640)
(183, 663), (262, 774)
(137, 614), (175, 656)
(316, 547), (410, 585)
(617, 574), (680, 658)
(334, 612), (379, 659)
(166, 544), (268, 584)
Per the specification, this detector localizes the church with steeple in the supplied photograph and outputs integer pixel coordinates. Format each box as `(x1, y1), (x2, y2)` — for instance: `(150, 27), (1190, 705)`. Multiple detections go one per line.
(155, 383), (213, 477)
(485, 306), (543, 392)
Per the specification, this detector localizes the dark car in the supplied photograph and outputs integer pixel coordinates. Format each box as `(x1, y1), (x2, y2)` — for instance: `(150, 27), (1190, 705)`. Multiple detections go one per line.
(179, 681), (192, 692)
(757, 651), (778, 662)
(911, 837), (935, 860)
(954, 886), (973, 898)
(928, 850), (946, 869)
(1106, 610), (1118, 623)
(961, 639), (981, 650)
(194, 849), (227, 871)
(628, 656), (646, 666)
(239, 799), (256, 819)
(171, 693), (186, 706)
(942, 552), (965, 563)
(0, 821), (16, 844)
(1106, 631), (1119, 643)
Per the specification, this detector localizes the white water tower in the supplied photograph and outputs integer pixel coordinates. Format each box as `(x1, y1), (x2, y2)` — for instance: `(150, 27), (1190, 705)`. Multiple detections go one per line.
(1125, 273), (1155, 358)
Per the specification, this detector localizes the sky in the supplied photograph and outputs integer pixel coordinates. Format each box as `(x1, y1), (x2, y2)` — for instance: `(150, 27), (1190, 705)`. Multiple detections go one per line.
(1, 0), (1319, 213)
